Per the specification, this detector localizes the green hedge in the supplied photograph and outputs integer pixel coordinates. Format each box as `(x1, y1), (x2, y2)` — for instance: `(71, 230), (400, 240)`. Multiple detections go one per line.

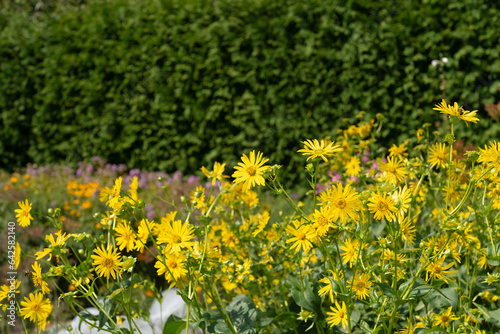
(1, 0), (499, 182)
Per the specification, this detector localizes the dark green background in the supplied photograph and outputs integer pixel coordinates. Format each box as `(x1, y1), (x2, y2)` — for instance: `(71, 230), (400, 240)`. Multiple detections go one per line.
(1, 0), (499, 181)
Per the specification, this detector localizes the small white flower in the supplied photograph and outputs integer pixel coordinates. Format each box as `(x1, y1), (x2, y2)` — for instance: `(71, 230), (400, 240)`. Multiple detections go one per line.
(431, 60), (440, 67)
(442, 57), (449, 63)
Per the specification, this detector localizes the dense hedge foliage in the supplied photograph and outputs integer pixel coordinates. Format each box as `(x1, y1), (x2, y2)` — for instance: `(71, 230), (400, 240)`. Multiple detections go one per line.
(1, 0), (499, 181)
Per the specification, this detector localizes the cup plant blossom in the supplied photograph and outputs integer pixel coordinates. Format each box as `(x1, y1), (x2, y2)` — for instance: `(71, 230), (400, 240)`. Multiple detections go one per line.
(3, 101), (500, 334)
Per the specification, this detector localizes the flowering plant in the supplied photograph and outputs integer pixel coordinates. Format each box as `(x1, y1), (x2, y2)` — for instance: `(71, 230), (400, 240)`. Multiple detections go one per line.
(3, 101), (500, 334)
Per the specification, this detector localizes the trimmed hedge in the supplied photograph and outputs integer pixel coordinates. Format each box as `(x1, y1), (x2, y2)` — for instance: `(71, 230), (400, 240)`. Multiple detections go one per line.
(1, 0), (499, 181)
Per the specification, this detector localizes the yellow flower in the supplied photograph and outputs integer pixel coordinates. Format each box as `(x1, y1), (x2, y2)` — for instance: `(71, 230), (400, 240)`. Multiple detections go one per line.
(14, 242), (21, 270)
(115, 221), (137, 252)
(433, 306), (459, 328)
(392, 186), (411, 219)
(340, 238), (360, 268)
(154, 252), (187, 283)
(416, 128), (425, 143)
(478, 141), (500, 174)
(106, 177), (123, 209)
(389, 143), (408, 159)
(201, 161), (227, 185)
(350, 272), (372, 300)
(297, 139), (342, 162)
(313, 206), (335, 236)
(232, 151), (270, 192)
(399, 217), (416, 246)
(345, 156), (361, 177)
(129, 176), (138, 202)
(190, 185), (206, 210)
(326, 300), (349, 329)
(15, 199), (33, 227)
(318, 277), (336, 303)
(323, 183), (363, 224)
(428, 143), (449, 169)
(0, 280), (20, 302)
(157, 219), (195, 255)
(285, 219), (316, 254)
(20, 292), (52, 324)
(135, 219), (155, 252)
(252, 211), (270, 237)
(32, 262), (51, 295)
(367, 192), (397, 222)
(380, 156), (408, 184)
(433, 99), (479, 126)
(91, 245), (123, 280)
(424, 256), (457, 284)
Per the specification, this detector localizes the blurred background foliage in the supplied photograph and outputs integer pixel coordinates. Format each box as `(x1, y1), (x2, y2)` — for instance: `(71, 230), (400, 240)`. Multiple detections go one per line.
(1, 0), (500, 183)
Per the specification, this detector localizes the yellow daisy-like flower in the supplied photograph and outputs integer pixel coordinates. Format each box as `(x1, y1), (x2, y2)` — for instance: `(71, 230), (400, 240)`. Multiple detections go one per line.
(326, 300), (349, 329)
(128, 176), (138, 202)
(392, 186), (412, 219)
(367, 192), (397, 222)
(232, 151), (270, 192)
(154, 252), (187, 283)
(389, 143), (408, 159)
(433, 306), (459, 328)
(91, 245), (123, 280)
(252, 211), (270, 237)
(106, 177), (123, 210)
(201, 161), (227, 185)
(318, 277), (335, 303)
(20, 292), (53, 324)
(324, 183), (363, 224)
(157, 219), (195, 255)
(0, 280), (20, 302)
(115, 221), (137, 252)
(433, 99), (479, 126)
(424, 256), (457, 284)
(350, 272), (373, 300)
(340, 238), (360, 268)
(134, 219), (155, 252)
(478, 141), (500, 174)
(297, 139), (342, 163)
(428, 143), (449, 169)
(32, 262), (51, 295)
(345, 156), (361, 177)
(285, 219), (316, 254)
(15, 199), (33, 227)
(399, 217), (416, 246)
(380, 156), (408, 184)
(312, 205), (335, 236)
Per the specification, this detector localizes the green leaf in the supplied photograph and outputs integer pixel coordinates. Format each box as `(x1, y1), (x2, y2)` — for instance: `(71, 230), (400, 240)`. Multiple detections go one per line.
(427, 287), (458, 309)
(163, 314), (186, 334)
(225, 295), (258, 334)
(399, 278), (432, 300)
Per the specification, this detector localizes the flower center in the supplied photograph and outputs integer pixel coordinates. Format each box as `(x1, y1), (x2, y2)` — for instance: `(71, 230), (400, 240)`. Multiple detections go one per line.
(441, 315), (449, 322)
(336, 199), (346, 209)
(317, 216), (327, 226)
(103, 258), (114, 268)
(173, 235), (182, 244)
(32, 303), (40, 312)
(168, 260), (177, 269)
(246, 166), (256, 176)
(298, 232), (306, 240)
(338, 310), (345, 318)
(377, 202), (387, 211)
